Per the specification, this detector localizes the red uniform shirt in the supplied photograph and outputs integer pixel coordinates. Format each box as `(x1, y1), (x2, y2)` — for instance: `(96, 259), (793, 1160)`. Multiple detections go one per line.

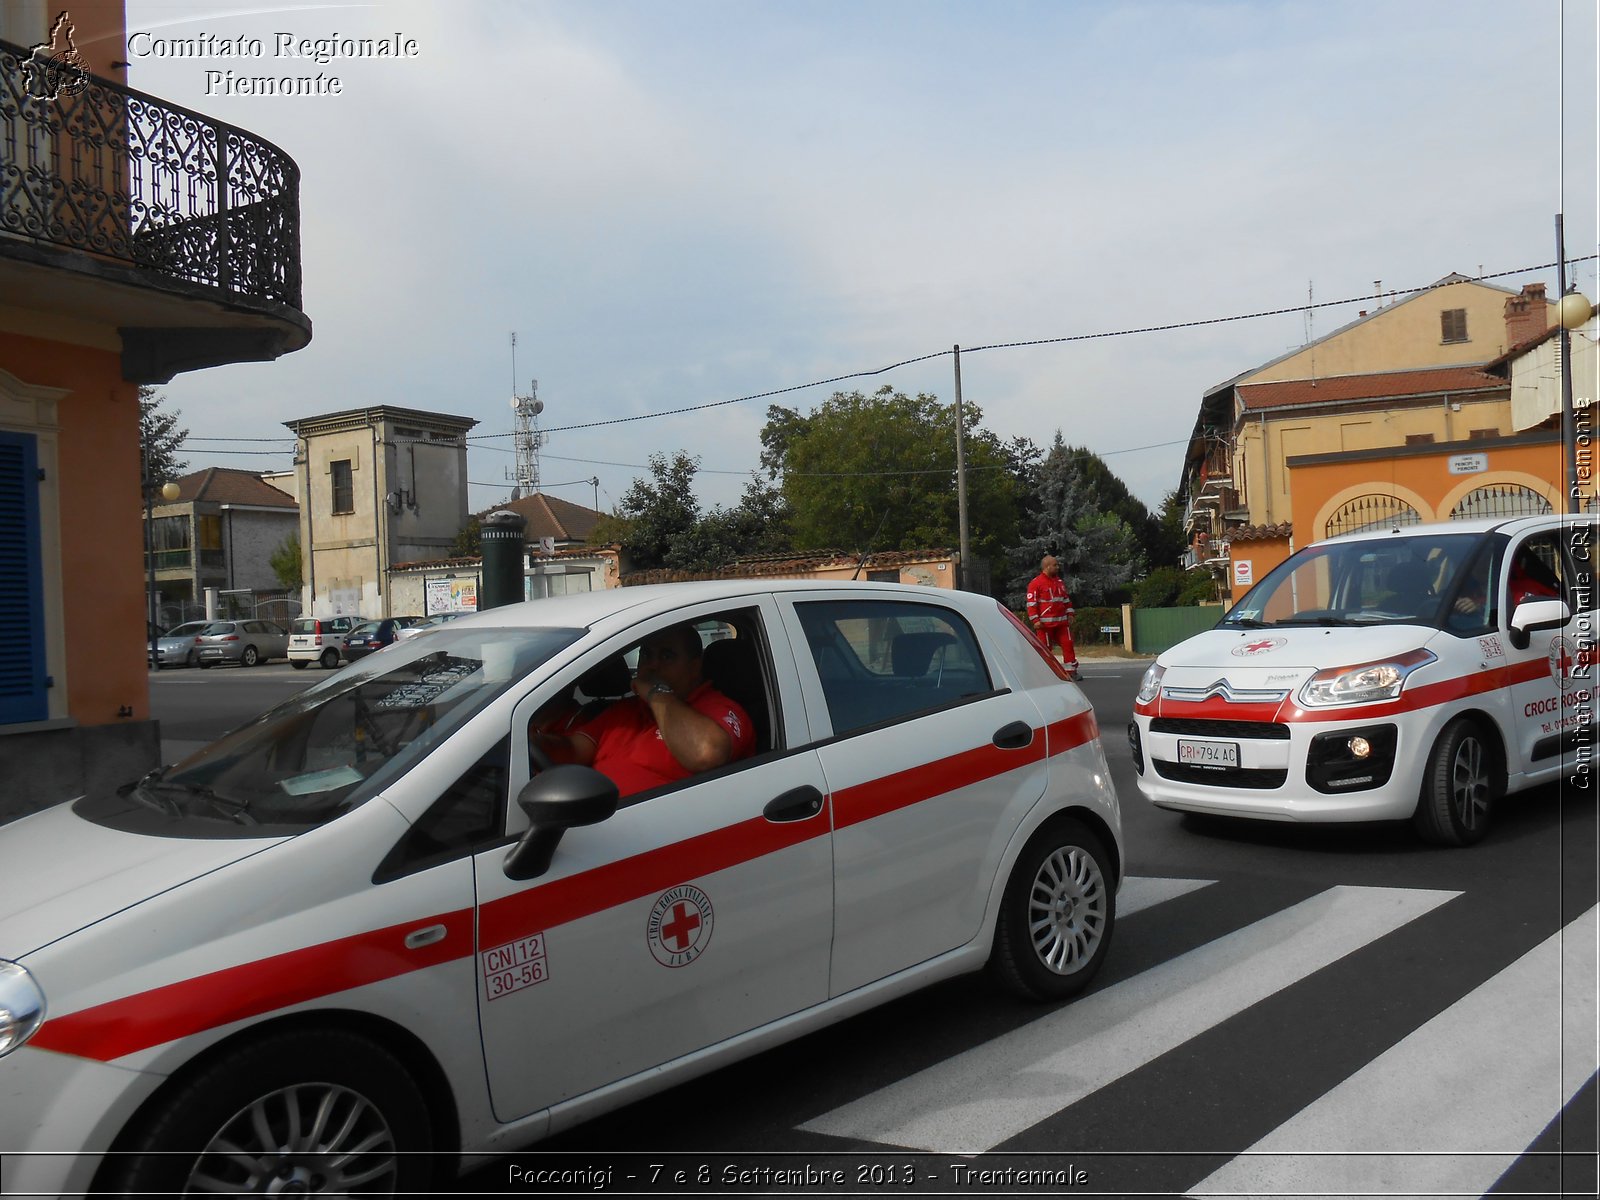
(576, 682), (755, 798)
(1026, 572), (1073, 628)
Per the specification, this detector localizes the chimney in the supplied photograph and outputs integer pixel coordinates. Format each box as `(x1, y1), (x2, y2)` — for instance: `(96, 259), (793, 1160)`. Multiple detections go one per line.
(1504, 282), (1551, 348)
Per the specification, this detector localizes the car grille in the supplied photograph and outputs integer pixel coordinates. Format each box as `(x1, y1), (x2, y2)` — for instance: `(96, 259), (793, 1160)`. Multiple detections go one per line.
(1149, 718), (1291, 740)
(1152, 761), (1289, 789)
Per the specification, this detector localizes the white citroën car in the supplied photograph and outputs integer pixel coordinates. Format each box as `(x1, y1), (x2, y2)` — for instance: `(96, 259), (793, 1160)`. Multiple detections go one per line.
(1132, 515), (1596, 845)
(0, 580), (1122, 1196)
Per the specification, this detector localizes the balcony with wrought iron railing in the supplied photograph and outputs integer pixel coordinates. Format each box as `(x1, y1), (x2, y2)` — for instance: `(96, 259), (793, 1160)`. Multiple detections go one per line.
(0, 39), (309, 380)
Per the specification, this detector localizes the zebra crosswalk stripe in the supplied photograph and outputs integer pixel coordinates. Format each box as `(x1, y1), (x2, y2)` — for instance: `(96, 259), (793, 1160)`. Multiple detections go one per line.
(800, 884), (1459, 1154)
(1188, 903), (1599, 1198)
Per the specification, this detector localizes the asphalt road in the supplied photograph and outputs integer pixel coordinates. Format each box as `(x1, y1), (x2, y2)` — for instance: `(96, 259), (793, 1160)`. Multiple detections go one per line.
(147, 658), (1599, 1197)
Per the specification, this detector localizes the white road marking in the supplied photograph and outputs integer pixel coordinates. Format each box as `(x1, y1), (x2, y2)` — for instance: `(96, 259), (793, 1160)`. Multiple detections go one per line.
(1117, 875), (1214, 918)
(802, 885), (1458, 1153)
(1188, 903), (1599, 1199)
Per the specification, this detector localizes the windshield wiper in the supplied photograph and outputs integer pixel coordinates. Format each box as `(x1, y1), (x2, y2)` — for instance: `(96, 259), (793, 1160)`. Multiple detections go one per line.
(150, 779), (257, 826)
(1223, 617), (1271, 628)
(1275, 616), (1355, 626)
(119, 767), (181, 818)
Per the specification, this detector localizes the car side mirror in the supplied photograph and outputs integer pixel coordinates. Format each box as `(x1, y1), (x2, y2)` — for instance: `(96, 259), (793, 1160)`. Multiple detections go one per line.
(503, 765), (619, 881)
(1507, 597), (1570, 649)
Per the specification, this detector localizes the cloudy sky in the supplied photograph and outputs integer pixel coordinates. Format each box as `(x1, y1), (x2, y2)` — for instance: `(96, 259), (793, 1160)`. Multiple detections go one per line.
(119, 0), (1598, 516)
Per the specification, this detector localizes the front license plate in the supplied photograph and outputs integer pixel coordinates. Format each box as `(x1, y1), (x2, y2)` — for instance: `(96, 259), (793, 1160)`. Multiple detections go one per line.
(1177, 738), (1239, 767)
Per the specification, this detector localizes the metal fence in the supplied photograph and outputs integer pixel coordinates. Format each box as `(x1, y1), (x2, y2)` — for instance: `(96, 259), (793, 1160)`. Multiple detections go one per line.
(1448, 484), (1553, 520)
(1323, 493), (1424, 538)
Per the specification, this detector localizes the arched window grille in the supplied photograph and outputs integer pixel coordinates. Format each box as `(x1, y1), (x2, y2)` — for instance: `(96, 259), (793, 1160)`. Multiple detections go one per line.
(1448, 484), (1553, 520)
(1323, 494), (1423, 538)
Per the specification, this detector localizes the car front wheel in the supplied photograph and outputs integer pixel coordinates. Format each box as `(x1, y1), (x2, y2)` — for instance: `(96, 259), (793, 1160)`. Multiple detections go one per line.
(102, 1029), (431, 1196)
(989, 816), (1115, 1001)
(1414, 717), (1497, 846)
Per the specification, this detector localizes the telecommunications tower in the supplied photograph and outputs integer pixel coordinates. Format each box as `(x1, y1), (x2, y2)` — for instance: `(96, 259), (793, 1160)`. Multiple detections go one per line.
(507, 333), (545, 497)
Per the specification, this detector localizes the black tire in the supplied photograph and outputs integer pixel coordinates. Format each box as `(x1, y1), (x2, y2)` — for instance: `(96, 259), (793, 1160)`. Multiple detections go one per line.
(989, 816), (1115, 1001)
(185, 650), (198, 668)
(321, 648), (340, 670)
(291, 659), (309, 670)
(198, 661), (214, 670)
(241, 645), (260, 668)
(104, 1028), (431, 1196)
(1413, 718), (1498, 846)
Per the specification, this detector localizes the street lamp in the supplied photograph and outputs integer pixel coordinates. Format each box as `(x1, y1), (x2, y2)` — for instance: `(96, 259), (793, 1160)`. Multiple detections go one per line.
(144, 470), (181, 668)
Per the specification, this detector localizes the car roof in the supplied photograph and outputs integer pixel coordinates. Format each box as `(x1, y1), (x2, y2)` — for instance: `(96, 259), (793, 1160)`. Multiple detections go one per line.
(441, 579), (992, 634)
(1313, 513), (1585, 548)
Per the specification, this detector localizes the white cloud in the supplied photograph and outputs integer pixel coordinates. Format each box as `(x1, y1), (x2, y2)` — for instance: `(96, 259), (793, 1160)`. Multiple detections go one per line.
(122, 0), (1597, 520)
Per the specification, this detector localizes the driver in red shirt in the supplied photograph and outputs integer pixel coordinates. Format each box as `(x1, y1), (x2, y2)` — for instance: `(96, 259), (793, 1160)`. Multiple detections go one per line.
(536, 623), (754, 798)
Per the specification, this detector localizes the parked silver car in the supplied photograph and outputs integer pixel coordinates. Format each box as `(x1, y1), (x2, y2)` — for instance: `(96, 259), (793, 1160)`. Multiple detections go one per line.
(149, 621), (213, 669)
(193, 620), (289, 668)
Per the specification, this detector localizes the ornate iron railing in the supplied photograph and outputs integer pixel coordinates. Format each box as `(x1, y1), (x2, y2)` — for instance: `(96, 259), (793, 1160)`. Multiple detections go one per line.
(1324, 493), (1424, 538)
(0, 38), (301, 308)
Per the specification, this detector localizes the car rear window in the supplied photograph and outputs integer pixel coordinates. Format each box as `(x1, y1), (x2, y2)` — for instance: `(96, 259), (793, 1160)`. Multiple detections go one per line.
(291, 618), (318, 634)
(796, 599), (993, 736)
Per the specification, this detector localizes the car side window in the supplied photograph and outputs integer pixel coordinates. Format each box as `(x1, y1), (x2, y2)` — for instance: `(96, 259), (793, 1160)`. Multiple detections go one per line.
(374, 736), (509, 883)
(796, 599), (993, 737)
(1509, 533), (1568, 609)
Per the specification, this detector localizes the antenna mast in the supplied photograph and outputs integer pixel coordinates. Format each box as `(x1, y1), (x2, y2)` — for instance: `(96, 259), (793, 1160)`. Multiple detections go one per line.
(507, 333), (545, 496)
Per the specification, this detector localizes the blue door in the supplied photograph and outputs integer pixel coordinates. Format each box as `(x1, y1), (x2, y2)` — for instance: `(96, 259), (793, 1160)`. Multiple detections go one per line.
(0, 431), (47, 724)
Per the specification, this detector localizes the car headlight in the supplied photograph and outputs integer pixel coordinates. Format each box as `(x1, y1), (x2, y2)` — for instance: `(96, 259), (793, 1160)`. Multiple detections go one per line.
(1298, 649), (1436, 707)
(1136, 662), (1166, 704)
(0, 960), (45, 1057)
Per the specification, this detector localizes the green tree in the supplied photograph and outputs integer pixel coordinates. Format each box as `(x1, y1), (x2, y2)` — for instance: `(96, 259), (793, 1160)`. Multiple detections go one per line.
(450, 515), (482, 557)
(763, 386), (1019, 583)
(268, 531), (303, 590)
(1007, 438), (1146, 607)
(613, 451), (708, 571)
(138, 385), (187, 486)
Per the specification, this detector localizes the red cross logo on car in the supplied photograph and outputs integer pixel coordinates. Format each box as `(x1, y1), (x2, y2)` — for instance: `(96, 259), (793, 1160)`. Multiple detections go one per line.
(648, 884), (715, 967)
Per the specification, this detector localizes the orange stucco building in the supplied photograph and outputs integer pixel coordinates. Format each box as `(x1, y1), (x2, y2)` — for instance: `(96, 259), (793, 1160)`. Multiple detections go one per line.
(1178, 274), (1569, 600)
(0, 2), (309, 818)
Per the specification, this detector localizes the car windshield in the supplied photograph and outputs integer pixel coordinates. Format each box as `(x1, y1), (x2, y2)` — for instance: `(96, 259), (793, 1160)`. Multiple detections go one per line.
(167, 622), (211, 637)
(1222, 531), (1493, 628)
(103, 626), (583, 834)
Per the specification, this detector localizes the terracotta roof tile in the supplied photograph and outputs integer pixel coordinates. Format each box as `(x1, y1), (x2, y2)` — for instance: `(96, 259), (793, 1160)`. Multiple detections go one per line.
(478, 492), (604, 542)
(1228, 523), (1293, 542)
(168, 467), (297, 508)
(1237, 367), (1506, 411)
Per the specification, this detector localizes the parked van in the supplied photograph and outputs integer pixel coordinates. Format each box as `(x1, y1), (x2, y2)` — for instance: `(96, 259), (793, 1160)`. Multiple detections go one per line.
(287, 615), (365, 670)
(1130, 515), (1595, 845)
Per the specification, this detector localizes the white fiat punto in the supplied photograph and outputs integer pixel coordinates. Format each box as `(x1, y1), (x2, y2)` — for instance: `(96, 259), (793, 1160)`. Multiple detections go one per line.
(0, 580), (1121, 1196)
(1131, 515), (1596, 845)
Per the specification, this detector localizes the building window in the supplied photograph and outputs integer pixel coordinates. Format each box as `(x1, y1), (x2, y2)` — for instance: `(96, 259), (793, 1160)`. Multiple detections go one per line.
(1469, 427), (1498, 440)
(1405, 433), (1435, 445)
(1441, 309), (1468, 343)
(331, 459), (354, 514)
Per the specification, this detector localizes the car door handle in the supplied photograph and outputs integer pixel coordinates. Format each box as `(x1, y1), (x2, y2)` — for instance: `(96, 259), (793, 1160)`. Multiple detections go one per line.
(404, 924), (447, 950)
(764, 785), (825, 823)
(993, 721), (1034, 750)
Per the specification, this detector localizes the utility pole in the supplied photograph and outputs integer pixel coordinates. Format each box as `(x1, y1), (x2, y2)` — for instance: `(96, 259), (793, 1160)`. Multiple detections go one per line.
(952, 345), (971, 591)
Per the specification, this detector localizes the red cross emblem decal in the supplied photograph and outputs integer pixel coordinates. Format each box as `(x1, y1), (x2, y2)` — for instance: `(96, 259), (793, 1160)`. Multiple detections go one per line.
(1549, 636), (1594, 690)
(1231, 636), (1287, 657)
(648, 884), (715, 967)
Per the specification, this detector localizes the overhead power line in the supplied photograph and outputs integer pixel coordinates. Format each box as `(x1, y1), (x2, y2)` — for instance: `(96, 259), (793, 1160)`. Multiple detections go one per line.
(458, 256), (1596, 439)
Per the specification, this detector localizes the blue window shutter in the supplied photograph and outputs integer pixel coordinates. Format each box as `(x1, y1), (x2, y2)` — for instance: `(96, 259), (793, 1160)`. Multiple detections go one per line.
(0, 431), (47, 724)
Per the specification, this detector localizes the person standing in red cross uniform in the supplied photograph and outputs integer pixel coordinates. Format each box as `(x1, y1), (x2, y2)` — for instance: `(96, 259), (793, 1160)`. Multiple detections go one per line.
(1026, 554), (1079, 680)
